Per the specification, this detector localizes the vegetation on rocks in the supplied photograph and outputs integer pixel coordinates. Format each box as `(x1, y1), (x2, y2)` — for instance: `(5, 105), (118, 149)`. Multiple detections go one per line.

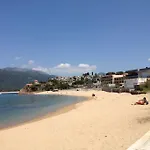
(20, 72), (101, 93)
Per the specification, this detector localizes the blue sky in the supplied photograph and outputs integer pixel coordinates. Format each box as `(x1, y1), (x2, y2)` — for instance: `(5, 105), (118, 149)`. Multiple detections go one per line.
(0, 0), (150, 75)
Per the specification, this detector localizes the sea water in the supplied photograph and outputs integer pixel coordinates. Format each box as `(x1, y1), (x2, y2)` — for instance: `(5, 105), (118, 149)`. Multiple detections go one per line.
(0, 94), (86, 129)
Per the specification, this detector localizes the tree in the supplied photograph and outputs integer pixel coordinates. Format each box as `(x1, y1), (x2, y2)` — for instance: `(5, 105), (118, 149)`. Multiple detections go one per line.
(30, 85), (38, 92)
(45, 84), (53, 91)
(94, 73), (98, 77)
(81, 77), (84, 84)
(116, 71), (124, 75)
(72, 80), (84, 85)
(59, 82), (69, 89)
(140, 80), (150, 92)
(106, 72), (115, 75)
(73, 76), (76, 81)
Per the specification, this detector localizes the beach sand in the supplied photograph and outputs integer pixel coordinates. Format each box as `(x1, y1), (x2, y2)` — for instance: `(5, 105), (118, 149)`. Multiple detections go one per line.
(0, 90), (150, 150)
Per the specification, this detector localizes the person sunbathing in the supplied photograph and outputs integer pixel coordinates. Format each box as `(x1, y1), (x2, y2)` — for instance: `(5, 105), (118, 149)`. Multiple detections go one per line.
(134, 97), (149, 105)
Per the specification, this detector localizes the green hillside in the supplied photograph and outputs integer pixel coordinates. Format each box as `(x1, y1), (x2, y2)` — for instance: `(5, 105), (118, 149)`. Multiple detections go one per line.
(0, 68), (55, 91)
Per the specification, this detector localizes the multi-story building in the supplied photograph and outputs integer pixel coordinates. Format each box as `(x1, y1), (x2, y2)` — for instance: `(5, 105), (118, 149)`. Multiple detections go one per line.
(114, 75), (125, 85)
(101, 74), (125, 86)
(124, 67), (150, 89)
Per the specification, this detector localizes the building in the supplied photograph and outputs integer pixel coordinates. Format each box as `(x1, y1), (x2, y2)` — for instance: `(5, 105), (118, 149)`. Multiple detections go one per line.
(124, 69), (139, 89)
(124, 67), (150, 89)
(139, 67), (150, 78)
(25, 83), (33, 87)
(101, 74), (125, 86)
(34, 80), (39, 85)
(114, 75), (125, 85)
(101, 75), (113, 85)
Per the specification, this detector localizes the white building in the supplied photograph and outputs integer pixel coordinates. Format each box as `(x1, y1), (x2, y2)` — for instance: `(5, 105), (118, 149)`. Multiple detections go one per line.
(34, 80), (39, 84)
(124, 78), (147, 89)
(124, 68), (150, 89)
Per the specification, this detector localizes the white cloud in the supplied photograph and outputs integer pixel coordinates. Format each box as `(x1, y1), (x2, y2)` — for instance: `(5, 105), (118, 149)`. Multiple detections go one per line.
(55, 63), (71, 68)
(28, 60), (35, 65)
(32, 63), (97, 75)
(148, 58), (150, 61)
(78, 64), (90, 68)
(32, 66), (50, 74)
(15, 57), (21, 60)
(21, 60), (35, 68)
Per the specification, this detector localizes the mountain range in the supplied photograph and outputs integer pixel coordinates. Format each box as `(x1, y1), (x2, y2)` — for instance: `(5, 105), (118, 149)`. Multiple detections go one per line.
(0, 67), (55, 91)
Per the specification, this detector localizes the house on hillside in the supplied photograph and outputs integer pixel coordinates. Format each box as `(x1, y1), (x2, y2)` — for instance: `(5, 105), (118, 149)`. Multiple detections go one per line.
(34, 80), (39, 84)
(26, 83), (33, 87)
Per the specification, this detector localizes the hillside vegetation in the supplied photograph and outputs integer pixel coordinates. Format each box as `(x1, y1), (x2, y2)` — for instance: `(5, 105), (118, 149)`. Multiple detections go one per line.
(140, 80), (150, 92)
(0, 68), (54, 91)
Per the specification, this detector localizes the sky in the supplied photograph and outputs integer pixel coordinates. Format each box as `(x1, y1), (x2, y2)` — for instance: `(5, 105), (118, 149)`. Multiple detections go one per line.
(0, 0), (150, 75)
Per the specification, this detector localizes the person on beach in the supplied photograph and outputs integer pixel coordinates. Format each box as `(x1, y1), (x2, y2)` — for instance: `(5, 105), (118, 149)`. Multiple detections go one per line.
(92, 93), (95, 97)
(134, 97), (149, 105)
(92, 93), (97, 100)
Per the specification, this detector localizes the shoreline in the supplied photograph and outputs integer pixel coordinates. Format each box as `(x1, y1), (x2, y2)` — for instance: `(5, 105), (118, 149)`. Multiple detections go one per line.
(0, 90), (150, 150)
(0, 92), (91, 131)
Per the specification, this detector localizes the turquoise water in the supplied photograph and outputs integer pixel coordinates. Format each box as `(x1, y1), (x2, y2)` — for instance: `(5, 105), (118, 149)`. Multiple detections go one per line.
(0, 94), (86, 129)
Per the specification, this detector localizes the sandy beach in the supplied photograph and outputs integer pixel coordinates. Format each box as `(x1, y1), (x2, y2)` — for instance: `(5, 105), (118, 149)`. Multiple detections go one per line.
(0, 90), (150, 150)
